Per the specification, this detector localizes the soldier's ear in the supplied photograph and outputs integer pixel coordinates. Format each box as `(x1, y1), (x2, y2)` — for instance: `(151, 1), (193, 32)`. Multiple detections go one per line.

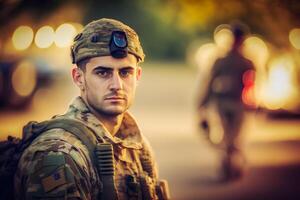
(136, 66), (142, 81)
(72, 67), (85, 91)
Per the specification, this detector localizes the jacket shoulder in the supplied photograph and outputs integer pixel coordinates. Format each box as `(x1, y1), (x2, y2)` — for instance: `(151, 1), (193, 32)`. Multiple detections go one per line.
(15, 129), (99, 199)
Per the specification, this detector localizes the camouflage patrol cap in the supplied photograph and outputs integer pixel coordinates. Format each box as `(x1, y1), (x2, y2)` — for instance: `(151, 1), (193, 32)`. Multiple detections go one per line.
(71, 18), (145, 64)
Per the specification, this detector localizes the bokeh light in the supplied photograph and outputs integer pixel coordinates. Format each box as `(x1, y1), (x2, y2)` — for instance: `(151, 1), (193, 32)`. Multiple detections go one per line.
(289, 28), (300, 50)
(73, 22), (84, 32)
(260, 55), (297, 110)
(35, 26), (55, 48)
(195, 43), (218, 71)
(209, 125), (224, 145)
(12, 61), (37, 97)
(54, 23), (77, 48)
(12, 26), (34, 50)
(207, 105), (224, 145)
(242, 36), (269, 69)
(214, 25), (234, 54)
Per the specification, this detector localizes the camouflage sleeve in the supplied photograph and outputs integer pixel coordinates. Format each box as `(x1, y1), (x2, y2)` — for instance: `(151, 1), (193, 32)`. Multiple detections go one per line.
(14, 129), (100, 200)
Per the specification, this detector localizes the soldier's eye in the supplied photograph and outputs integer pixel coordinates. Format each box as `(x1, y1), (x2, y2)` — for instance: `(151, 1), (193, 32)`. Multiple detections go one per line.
(119, 69), (133, 78)
(96, 70), (111, 78)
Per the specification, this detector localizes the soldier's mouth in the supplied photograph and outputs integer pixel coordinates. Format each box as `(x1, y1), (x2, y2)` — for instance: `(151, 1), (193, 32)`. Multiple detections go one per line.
(105, 96), (125, 101)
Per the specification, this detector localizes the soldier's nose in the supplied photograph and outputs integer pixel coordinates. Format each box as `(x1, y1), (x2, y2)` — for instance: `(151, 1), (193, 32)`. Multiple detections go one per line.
(109, 73), (122, 90)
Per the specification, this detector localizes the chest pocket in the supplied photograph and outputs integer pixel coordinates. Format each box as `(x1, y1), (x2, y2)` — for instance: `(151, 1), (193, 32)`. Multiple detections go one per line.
(114, 145), (158, 200)
(117, 145), (157, 200)
(113, 143), (143, 173)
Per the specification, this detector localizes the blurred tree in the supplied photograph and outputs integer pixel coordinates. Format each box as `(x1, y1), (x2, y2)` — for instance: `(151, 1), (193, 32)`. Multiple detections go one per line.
(160, 0), (300, 48)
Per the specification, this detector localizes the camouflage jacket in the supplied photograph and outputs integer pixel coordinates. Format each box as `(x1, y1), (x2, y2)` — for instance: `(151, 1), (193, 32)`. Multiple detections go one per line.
(14, 96), (159, 200)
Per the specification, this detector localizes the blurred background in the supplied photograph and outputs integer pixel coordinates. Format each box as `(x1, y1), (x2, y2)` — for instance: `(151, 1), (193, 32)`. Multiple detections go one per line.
(1, 0), (300, 199)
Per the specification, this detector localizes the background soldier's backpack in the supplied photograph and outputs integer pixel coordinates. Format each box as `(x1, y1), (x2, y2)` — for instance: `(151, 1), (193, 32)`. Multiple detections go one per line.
(0, 118), (117, 200)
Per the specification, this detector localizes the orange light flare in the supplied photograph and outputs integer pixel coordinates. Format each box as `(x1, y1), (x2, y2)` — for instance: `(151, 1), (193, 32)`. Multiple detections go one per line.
(242, 36), (270, 107)
(242, 69), (256, 108)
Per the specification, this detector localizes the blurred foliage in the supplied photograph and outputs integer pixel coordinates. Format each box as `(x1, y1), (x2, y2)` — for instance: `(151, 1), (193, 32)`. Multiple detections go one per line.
(83, 0), (189, 60)
(1, 0), (300, 61)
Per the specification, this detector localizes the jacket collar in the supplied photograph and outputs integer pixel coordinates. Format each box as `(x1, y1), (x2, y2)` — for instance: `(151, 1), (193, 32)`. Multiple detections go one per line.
(66, 96), (143, 149)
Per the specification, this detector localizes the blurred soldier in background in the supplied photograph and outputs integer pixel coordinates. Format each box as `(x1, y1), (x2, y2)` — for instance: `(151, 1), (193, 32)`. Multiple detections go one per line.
(198, 22), (255, 181)
(14, 18), (170, 200)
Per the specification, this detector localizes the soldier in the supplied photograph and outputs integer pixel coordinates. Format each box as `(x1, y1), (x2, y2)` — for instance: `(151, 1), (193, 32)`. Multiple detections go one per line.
(14, 18), (170, 200)
(198, 22), (255, 181)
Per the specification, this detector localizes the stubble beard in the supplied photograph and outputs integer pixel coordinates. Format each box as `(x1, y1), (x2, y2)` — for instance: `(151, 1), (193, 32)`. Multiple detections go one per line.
(83, 78), (134, 118)
(85, 88), (129, 118)
(86, 94), (125, 118)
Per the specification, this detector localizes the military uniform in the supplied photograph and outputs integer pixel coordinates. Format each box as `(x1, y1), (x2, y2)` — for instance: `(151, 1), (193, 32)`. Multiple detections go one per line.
(14, 18), (170, 200)
(210, 50), (254, 146)
(15, 97), (159, 199)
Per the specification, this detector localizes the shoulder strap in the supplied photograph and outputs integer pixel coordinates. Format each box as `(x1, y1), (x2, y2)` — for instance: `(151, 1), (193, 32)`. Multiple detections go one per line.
(23, 118), (119, 200)
(23, 118), (101, 164)
(42, 118), (99, 155)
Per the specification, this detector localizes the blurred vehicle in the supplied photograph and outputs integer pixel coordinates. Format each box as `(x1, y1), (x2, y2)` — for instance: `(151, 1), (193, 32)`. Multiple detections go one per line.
(0, 57), (53, 109)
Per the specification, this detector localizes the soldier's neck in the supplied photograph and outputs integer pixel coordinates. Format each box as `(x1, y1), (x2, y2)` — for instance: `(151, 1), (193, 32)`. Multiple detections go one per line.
(87, 106), (123, 136)
(96, 113), (124, 137)
(81, 96), (124, 136)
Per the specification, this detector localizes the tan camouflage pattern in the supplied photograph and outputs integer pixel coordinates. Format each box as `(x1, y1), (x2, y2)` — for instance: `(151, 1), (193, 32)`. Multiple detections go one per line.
(71, 18), (145, 64)
(14, 96), (159, 200)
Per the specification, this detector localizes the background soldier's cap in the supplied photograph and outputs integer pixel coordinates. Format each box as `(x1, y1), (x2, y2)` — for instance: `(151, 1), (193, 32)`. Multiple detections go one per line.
(71, 18), (145, 64)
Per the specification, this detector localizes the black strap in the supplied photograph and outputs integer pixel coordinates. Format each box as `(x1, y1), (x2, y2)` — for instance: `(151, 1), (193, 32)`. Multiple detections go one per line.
(95, 143), (119, 200)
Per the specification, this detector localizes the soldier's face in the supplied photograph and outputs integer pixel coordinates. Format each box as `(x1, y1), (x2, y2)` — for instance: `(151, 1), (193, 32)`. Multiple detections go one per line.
(73, 54), (141, 116)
